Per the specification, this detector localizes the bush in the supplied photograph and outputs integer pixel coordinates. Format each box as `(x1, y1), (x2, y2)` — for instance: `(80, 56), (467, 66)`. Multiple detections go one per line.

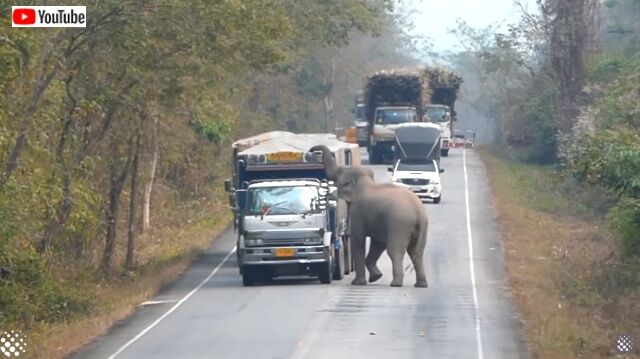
(607, 198), (640, 256)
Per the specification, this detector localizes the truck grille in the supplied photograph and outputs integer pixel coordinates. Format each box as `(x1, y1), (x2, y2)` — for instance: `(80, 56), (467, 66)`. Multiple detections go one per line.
(262, 238), (307, 246)
(401, 178), (429, 185)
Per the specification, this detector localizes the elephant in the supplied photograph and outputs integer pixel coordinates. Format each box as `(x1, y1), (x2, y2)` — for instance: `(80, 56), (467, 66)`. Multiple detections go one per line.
(309, 145), (429, 288)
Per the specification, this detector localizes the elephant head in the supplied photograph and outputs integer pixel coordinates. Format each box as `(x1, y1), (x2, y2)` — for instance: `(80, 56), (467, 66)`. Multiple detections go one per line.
(309, 145), (374, 202)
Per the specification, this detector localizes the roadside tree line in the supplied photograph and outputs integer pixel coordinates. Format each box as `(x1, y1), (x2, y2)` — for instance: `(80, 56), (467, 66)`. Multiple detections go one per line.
(0, 0), (417, 330)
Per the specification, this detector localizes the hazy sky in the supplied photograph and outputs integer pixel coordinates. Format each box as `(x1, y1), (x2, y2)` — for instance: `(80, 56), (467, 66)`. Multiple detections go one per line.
(399, 0), (538, 54)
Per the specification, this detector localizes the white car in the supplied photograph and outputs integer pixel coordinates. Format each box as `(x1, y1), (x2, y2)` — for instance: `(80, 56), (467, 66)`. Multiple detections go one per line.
(388, 159), (444, 203)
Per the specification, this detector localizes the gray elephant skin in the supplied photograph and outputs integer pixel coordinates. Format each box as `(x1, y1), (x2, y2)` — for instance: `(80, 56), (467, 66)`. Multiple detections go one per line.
(309, 145), (429, 288)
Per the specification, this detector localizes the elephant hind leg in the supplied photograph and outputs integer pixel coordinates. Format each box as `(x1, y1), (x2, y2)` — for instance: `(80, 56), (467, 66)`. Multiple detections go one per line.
(387, 239), (406, 287)
(407, 228), (428, 288)
(366, 240), (385, 283)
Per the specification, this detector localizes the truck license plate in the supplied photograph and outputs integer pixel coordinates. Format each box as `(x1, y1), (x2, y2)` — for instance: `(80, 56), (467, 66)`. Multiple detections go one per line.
(275, 248), (295, 257)
(267, 152), (302, 163)
(410, 186), (422, 192)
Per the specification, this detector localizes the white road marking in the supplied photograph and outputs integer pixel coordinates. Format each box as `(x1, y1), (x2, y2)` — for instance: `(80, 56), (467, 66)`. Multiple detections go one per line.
(463, 149), (484, 359)
(139, 300), (178, 306)
(107, 246), (237, 359)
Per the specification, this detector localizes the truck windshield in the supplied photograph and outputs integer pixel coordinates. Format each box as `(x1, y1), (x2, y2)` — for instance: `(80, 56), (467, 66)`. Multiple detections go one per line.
(424, 107), (449, 123)
(375, 108), (416, 125)
(247, 186), (318, 216)
(397, 161), (436, 172)
(356, 104), (365, 120)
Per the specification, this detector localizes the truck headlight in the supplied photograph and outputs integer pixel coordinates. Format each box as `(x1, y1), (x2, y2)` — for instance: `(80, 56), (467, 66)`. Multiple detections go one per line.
(245, 238), (264, 247)
(303, 237), (322, 245)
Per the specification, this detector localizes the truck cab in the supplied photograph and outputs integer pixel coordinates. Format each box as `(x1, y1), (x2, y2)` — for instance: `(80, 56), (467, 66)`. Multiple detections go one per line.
(423, 104), (453, 157)
(225, 133), (359, 286)
(369, 106), (418, 164)
(237, 179), (337, 286)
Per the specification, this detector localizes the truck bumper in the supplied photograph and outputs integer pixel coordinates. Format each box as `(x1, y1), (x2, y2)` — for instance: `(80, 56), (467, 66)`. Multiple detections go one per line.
(239, 246), (330, 276)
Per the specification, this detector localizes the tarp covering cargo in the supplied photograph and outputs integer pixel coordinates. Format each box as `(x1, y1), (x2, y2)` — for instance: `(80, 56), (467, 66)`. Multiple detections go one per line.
(238, 135), (357, 156)
(393, 123), (441, 162)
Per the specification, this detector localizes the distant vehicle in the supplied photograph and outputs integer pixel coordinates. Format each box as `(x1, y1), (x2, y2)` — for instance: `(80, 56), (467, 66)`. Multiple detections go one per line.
(423, 104), (454, 157)
(362, 67), (462, 163)
(389, 159), (444, 204)
(465, 130), (476, 148)
(452, 130), (466, 148)
(363, 70), (426, 164)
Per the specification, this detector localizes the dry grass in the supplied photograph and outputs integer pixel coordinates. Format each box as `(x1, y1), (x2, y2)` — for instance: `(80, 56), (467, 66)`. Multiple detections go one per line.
(480, 148), (640, 358)
(24, 208), (232, 359)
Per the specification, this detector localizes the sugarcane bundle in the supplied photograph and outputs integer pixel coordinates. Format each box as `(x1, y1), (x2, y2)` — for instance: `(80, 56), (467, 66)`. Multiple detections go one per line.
(422, 66), (463, 111)
(364, 68), (432, 122)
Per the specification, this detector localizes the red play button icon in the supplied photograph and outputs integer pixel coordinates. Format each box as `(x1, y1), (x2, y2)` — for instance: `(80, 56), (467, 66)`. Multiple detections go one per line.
(12, 8), (36, 25)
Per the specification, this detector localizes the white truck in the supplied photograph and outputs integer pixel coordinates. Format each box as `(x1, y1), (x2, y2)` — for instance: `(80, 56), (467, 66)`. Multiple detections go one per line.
(225, 133), (359, 286)
(423, 104), (453, 157)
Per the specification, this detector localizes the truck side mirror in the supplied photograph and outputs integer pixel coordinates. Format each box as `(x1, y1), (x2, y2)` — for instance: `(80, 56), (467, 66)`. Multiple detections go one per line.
(235, 190), (247, 210)
(439, 168), (445, 173)
(387, 167), (393, 172)
(224, 179), (233, 192)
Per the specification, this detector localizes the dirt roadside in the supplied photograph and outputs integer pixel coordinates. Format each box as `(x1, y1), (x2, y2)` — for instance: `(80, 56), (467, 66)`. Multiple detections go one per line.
(480, 149), (639, 358)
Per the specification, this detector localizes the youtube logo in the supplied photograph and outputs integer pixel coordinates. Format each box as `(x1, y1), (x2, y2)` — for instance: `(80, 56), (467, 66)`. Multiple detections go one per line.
(12, 8), (36, 25)
(12, 6), (86, 28)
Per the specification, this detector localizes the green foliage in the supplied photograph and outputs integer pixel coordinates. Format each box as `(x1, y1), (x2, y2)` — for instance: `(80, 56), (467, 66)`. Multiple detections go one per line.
(0, 0), (412, 342)
(502, 76), (558, 164)
(607, 198), (640, 256)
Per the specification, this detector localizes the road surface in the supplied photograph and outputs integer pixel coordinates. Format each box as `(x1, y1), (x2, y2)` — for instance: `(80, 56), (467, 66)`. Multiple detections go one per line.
(69, 149), (528, 359)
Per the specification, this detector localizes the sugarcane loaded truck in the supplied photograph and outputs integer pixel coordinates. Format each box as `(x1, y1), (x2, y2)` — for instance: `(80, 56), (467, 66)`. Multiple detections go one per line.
(364, 70), (428, 164)
(364, 67), (462, 162)
(224, 132), (359, 286)
(421, 68), (463, 157)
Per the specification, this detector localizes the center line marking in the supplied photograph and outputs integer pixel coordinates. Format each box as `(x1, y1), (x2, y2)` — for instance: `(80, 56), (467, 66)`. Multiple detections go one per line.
(107, 246), (237, 359)
(463, 149), (484, 359)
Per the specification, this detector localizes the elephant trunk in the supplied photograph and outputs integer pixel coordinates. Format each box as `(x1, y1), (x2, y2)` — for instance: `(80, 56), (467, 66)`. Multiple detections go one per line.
(309, 145), (338, 180)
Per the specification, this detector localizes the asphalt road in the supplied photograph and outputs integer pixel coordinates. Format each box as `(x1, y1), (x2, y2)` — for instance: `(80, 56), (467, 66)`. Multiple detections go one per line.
(69, 148), (528, 359)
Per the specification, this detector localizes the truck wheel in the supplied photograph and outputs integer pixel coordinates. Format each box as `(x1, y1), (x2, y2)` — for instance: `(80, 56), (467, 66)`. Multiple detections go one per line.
(441, 149), (449, 157)
(242, 267), (254, 286)
(320, 258), (333, 284)
(369, 147), (381, 164)
(433, 195), (441, 204)
(333, 240), (345, 280)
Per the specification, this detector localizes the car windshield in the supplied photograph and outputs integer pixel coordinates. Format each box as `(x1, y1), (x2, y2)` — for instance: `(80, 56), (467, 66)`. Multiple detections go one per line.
(396, 161), (436, 172)
(424, 107), (449, 123)
(247, 185), (318, 215)
(375, 108), (416, 125)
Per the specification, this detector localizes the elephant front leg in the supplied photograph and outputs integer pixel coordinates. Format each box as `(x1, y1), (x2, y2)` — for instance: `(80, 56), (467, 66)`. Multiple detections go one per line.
(366, 240), (385, 283)
(350, 232), (367, 286)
